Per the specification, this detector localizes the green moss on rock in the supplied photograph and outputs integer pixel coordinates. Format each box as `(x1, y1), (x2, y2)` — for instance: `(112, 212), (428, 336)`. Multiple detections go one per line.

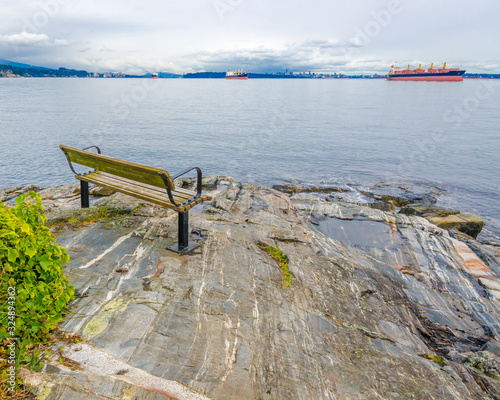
(260, 245), (291, 289)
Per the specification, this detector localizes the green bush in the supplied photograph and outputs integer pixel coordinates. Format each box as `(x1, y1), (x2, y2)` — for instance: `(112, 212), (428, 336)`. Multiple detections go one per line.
(0, 192), (74, 391)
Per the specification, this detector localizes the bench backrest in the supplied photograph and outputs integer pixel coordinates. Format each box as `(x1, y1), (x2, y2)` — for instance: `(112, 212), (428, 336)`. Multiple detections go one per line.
(60, 145), (174, 189)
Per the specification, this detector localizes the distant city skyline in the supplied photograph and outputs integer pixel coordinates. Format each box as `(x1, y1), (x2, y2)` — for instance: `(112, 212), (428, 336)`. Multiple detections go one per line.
(1, 0), (499, 75)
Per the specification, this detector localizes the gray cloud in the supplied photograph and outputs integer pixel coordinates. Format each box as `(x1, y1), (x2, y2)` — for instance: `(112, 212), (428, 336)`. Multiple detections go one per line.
(189, 40), (360, 73)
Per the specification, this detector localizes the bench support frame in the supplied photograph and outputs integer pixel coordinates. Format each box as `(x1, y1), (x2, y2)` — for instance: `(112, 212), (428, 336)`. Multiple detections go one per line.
(169, 211), (198, 254)
(81, 181), (90, 208)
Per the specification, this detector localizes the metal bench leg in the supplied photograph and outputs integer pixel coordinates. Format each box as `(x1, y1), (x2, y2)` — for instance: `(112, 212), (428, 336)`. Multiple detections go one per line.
(178, 211), (189, 249)
(81, 181), (90, 208)
(169, 211), (199, 254)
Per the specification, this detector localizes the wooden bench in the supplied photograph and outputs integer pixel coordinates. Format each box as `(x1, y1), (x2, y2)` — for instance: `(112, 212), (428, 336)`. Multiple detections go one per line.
(60, 145), (211, 254)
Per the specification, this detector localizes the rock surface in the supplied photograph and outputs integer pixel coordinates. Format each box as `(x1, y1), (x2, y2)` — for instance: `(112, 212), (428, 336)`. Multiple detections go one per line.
(427, 214), (486, 239)
(359, 180), (446, 206)
(10, 179), (500, 399)
(401, 203), (486, 238)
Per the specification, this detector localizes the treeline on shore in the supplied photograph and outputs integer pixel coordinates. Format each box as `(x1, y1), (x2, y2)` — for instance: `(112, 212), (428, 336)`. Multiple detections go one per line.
(0, 64), (89, 78)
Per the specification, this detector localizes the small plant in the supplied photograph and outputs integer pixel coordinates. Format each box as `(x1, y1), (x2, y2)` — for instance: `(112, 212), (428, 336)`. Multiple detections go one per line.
(132, 204), (144, 213)
(111, 207), (127, 216)
(462, 352), (500, 379)
(423, 354), (444, 365)
(0, 192), (74, 394)
(98, 206), (108, 218)
(260, 245), (292, 289)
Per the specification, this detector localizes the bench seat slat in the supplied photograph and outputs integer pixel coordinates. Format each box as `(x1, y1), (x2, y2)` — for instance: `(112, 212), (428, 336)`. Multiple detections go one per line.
(78, 172), (210, 212)
(81, 171), (208, 208)
(94, 172), (195, 201)
(172, 185), (207, 198)
(78, 175), (186, 209)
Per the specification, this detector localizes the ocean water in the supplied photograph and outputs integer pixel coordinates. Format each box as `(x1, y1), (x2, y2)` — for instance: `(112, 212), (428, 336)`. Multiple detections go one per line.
(0, 78), (499, 240)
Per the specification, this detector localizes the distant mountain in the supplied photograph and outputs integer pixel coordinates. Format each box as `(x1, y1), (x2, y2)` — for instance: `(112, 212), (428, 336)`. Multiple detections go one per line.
(0, 61), (184, 78)
(158, 72), (181, 78)
(0, 59), (51, 70)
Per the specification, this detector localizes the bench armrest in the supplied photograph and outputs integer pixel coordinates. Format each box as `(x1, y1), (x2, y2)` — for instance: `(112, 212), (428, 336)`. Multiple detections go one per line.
(61, 145), (101, 175)
(159, 166), (202, 207)
(82, 146), (101, 154)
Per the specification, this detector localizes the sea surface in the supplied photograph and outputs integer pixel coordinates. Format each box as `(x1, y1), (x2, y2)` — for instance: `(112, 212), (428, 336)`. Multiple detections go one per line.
(1, 78), (499, 241)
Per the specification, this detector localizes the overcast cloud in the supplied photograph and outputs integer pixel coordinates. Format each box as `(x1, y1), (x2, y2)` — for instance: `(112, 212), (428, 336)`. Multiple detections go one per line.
(0, 0), (498, 74)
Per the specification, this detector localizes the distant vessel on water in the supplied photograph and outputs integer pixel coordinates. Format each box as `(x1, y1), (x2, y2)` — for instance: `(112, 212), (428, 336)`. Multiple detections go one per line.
(387, 63), (466, 81)
(151, 72), (158, 79)
(226, 69), (248, 80)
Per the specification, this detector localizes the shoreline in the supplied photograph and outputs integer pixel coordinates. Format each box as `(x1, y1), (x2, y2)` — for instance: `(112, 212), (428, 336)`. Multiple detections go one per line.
(3, 176), (497, 244)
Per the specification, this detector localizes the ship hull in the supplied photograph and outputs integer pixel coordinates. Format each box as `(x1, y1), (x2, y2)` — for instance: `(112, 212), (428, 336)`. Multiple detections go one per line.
(387, 70), (465, 82)
(226, 75), (248, 80)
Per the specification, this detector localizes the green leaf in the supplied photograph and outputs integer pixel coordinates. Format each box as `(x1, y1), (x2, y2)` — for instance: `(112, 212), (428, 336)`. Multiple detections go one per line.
(25, 246), (37, 258)
(15, 194), (26, 205)
(55, 297), (66, 312)
(61, 252), (70, 264)
(8, 248), (19, 262)
(39, 254), (52, 270)
(20, 223), (31, 234)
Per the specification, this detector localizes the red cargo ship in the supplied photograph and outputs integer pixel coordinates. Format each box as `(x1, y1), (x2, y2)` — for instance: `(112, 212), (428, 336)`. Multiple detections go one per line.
(226, 69), (248, 80)
(387, 63), (465, 81)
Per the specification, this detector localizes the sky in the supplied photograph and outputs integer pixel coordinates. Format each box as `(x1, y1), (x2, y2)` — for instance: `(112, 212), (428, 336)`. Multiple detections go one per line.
(0, 0), (499, 74)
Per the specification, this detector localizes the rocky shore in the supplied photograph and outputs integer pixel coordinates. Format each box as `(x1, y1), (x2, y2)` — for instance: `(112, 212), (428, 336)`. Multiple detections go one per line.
(2, 178), (500, 400)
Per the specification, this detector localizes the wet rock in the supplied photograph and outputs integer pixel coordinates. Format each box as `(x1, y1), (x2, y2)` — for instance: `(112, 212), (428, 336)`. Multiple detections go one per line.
(94, 192), (145, 214)
(90, 186), (116, 196)
(400, 203), (460, 217)
(401, 204), (485, 239)
(478, 278), (500, 292)
(38, 184), (80, 200)
(366, 201), (396, 212)
(174, 175), (236, 191)
(272, 183), (350, 195)
(480, 340), (500, 358)
(427, 214), (485, 239)
(361, 180), (445, 206)
(0, 184), (44, 202)
(201, 176), (220, 190)
(452, 231), (500, 277)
